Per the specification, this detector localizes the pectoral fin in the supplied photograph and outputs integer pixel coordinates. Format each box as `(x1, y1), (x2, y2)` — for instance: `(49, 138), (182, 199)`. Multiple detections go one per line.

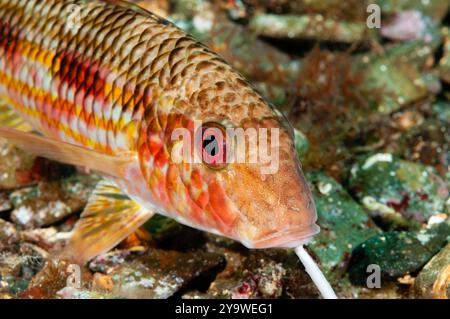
(0, 103), (33, 132)
(65, 180), (154, 264)
(0, 127), (135, 178)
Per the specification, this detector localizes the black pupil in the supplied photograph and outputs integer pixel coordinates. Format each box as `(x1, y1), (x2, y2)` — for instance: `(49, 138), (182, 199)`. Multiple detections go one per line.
(203, 135), (219, 157)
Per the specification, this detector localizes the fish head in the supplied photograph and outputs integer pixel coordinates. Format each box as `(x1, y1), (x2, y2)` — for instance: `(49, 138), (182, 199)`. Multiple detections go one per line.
(141, 94), (319, 249)
(137, 47), (318, 249)
(194, 112), (319, 249)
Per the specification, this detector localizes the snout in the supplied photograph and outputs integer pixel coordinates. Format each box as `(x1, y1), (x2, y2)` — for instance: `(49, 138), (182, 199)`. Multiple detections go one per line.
(247, 223), (320, 248)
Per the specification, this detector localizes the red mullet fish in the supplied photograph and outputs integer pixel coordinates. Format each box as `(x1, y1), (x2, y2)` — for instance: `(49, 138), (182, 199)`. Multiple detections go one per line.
(0, 0), (336, 298)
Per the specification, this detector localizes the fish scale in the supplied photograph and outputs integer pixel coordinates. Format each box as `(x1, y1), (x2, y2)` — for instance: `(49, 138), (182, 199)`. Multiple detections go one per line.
(2, 1), (167, 151)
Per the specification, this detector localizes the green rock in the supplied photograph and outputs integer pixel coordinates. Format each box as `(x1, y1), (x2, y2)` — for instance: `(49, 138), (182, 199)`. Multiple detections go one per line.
(306, 171), (380, 282)
(352, 17), (440, 113)
(249, 14), (371, 43)
(381, 18), (441, 69)
(431, 100), (450, 123)
(143, 214), (180, 236)
(348, 222), (450, 285)
(385, 105), (449, 175)
(414, 243), (450, 298)
(354, 57), (428, 113)
(253, 81), (289, 107)
(294, 129), (309, 161)
(375, 0), (450, 22)
(350, 153), (449, 228)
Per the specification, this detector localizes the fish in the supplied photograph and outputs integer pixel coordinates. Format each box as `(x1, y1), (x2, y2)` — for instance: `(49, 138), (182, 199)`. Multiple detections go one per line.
(0, 0), (336, 298)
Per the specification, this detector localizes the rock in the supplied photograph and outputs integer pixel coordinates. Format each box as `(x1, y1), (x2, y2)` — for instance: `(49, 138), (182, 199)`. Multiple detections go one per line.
(381, 10), (428, 41)
(231, 260), (286, 299)
(305, 171), (380, 282)
(92, 273), (115, 292)
(21, 259), (93, 299)
(376, 0), (450, 22)
(348, 222), (450, 285)
(294, 129), (309, 161)
(440, 30), (450, 84)
(0, 219), (19, 249)
(0, 243), (47, 296)
(432, 100), (450, 123)
(355, 57), (428, 114)
(414, 243), (450, 299)
(171, 0), (208, 19)
(245, 0), (368, 21)
(385, 102), (449, 176)
(206, 249), (319, 299)
(142, 215), (206, 251)
(9, 174), (99, 228)
(89, 248), (224, 299)
(56, 286), (118, 299)
(0, 192), (12, 213)
(249, 14), (370, 43)
(20, 228), (71, 252)
(128, 0), (169, 17)
(350, 153), (449, 229)
(0, 139), (38, 190)
(0, 252), (25, 296)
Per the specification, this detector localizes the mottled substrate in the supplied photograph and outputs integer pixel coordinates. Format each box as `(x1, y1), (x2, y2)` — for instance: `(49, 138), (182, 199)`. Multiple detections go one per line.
(1, 0), (450, 299)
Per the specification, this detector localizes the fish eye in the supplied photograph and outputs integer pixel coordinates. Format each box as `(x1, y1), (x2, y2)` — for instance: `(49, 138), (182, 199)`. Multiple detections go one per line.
(200, 122), (228, 170)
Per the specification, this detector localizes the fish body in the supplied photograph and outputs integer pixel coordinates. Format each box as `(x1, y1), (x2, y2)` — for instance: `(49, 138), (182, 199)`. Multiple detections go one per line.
(0, 0), (318, 263)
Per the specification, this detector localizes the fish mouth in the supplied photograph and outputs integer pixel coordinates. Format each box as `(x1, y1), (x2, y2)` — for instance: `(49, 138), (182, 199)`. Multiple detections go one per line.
(244, 223), (320, 249)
